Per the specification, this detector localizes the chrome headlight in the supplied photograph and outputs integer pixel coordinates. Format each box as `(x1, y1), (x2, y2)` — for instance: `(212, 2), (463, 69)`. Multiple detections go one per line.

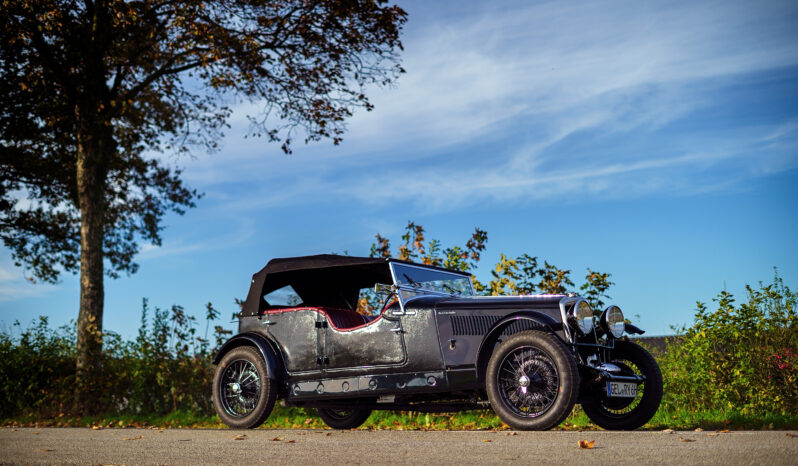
(568, 299), (594, 335)
(600, 305), (625, 338)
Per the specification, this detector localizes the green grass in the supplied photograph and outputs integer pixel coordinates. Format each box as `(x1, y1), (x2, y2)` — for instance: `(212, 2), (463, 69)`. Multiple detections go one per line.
(4, 405), (797, 430)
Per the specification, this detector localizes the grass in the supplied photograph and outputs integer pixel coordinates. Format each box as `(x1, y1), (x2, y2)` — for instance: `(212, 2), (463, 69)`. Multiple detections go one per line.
(4, 405), (797, 431)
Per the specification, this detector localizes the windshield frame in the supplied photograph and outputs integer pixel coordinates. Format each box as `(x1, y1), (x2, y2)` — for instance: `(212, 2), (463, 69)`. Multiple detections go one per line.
(388, 261), (474, 310)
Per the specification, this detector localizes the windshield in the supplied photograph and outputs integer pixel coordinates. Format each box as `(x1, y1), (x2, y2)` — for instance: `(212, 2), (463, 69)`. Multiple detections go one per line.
(390, 263), (474, 298)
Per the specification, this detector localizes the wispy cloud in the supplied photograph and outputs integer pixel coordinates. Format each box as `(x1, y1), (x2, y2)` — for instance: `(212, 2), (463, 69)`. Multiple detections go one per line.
(171, 0), (797, 209)
(0, 264), (58, 302)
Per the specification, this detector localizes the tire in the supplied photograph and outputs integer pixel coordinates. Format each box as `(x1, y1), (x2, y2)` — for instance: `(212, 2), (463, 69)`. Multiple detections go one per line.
(316, 408), (372, 429)
(581, 341), (663, 430)
(212, 346), (277, 429)
(486, 330), (579, 430)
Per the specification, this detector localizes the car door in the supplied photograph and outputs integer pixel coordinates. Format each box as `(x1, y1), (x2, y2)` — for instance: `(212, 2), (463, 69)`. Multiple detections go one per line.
(322, 307), (407, 371)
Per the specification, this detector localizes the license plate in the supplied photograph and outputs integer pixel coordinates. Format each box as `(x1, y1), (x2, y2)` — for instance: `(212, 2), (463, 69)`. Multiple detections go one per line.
(607, 381), (638, 398)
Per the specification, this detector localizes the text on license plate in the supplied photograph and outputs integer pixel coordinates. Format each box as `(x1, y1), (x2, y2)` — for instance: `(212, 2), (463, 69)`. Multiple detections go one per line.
(607, 381), (638, 398)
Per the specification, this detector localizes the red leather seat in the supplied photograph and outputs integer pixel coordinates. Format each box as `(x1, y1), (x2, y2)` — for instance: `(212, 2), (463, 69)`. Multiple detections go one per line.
(322, 308), (368, 330)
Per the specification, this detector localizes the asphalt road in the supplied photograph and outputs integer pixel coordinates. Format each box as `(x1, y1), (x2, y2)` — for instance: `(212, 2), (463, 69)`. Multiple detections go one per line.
(1, 427), (797, 465)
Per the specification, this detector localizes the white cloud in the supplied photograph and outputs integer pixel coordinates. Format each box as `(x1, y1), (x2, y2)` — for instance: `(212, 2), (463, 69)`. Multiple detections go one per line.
(168, 0), (797, 208)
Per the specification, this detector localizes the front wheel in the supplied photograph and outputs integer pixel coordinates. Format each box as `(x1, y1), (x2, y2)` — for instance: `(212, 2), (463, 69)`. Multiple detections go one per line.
(316, 408), (372, 429)
(212, 346), (277, 429)
(486, 330), (579, 430)
(581, 341), (663, 430)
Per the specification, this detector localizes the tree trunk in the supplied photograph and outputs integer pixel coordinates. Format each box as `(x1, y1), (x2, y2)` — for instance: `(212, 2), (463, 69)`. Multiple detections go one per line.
(74, 114), (110, 414)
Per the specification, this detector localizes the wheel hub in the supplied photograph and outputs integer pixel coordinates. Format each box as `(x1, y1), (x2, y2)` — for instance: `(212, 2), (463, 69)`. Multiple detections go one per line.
(231, 382), (241, 394)
(518, 375), (530, 387)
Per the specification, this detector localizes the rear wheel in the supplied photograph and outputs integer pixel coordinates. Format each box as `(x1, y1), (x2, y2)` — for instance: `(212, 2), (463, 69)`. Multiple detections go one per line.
(486, 330), (579, 430)
(212, 346), (277, 429)
(316, 408), (372, 429)
(581, 341), (663, 430)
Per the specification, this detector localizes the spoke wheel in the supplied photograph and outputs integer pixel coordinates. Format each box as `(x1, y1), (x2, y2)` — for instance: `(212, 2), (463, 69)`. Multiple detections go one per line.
(581, 341), (663, 430)
(213, 346), (276, 429)
(317, 408), (372, 429)
(497, 346), (559, 418)
(220, 359), (261, 417)
(486, 330), (579, 430)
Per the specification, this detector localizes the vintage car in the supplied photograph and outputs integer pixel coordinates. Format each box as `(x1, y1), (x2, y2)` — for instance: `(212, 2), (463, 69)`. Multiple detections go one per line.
(212, 255), (662, 430)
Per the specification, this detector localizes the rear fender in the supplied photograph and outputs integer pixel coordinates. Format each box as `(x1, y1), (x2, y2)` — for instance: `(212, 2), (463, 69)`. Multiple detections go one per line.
(475, 311), (561, 383)
(213, 332), (284, 382)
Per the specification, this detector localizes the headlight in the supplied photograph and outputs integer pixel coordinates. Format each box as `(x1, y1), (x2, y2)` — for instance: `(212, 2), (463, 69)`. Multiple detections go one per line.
(600, 305), (625, 338)
(568, 299), (594, 335)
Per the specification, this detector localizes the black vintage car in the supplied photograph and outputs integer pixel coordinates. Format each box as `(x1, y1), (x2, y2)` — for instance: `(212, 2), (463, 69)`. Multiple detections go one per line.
(212, 255), (662, 430)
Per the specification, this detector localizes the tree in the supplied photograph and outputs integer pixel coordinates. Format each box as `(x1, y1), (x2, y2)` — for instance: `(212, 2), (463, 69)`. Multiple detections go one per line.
(370, 222), (613, 303)
(1, 0), (406, 412)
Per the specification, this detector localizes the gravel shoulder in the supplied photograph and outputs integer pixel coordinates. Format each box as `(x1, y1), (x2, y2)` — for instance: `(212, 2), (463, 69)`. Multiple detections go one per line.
(2, 427), (797, 465)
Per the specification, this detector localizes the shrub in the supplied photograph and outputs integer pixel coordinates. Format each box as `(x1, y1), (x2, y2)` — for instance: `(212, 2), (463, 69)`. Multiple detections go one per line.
(0, 299), (227, 418)
(659, 271), (797, 414)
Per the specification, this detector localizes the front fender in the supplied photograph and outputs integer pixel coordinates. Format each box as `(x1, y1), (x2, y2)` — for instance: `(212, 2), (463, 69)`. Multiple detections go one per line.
(213, 332), (283, 382)
(475, 311), (563, 381)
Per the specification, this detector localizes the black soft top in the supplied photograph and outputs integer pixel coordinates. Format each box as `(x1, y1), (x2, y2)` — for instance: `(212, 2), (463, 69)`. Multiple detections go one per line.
(240, 254), (467, 316)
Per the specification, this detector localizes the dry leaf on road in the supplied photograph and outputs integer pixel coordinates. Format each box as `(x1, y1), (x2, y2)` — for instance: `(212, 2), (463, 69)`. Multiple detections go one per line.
(91, 426), (102, 431)
(287, 440), (296, 443)
(661, 429), (675, 434)
(716, 429), (730, 434)
(786, 433), (798, 438)
(679, 437), (696, 442)
(41, 448), (54, 452)
(482, 439), (492, 443)
(270, 436), (284, 441)
(233, 434), (248, 440)
(578, 440), (595, 449)
(694, 428), (704, 432)
(124, 435), (144, 441)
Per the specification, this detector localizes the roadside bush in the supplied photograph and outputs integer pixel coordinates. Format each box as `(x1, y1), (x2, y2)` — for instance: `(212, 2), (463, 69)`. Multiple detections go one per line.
(659, 271), (797, 414)
(0, 299), (228, 418)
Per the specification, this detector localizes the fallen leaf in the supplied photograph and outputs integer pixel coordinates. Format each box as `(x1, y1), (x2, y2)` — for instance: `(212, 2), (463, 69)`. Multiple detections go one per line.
(287, 440), (296, 443)
(786, 433), (798, 438)
(234, 434), (248, 440)
(661, 429), (675, 434)
(578, 440), (595, 449)
(482, 439), (492, 443)
(716, 429), (730, 434)
(325, 432), (332, 436)
(41, 449), (54, 452)
(270, 437), (284, 441)
(506, 432), (518, 436)
(679, 437), (696, 442)
(694, 428), (704, 432)
(177, 439), (191, 442)
(707, 433), (718, 437)
(124, 435), (143, 441)
(92, 426), (102, 431)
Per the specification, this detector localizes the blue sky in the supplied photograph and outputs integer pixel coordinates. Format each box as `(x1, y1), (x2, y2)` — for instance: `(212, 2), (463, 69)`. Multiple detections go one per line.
(2, 0), (797, 338)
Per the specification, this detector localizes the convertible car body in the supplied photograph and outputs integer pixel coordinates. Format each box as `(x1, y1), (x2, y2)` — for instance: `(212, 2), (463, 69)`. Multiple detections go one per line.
(212, 255), (663, 430)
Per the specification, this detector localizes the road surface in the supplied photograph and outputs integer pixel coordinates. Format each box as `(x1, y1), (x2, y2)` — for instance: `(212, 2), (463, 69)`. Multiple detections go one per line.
(1, 427), (796, 464)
